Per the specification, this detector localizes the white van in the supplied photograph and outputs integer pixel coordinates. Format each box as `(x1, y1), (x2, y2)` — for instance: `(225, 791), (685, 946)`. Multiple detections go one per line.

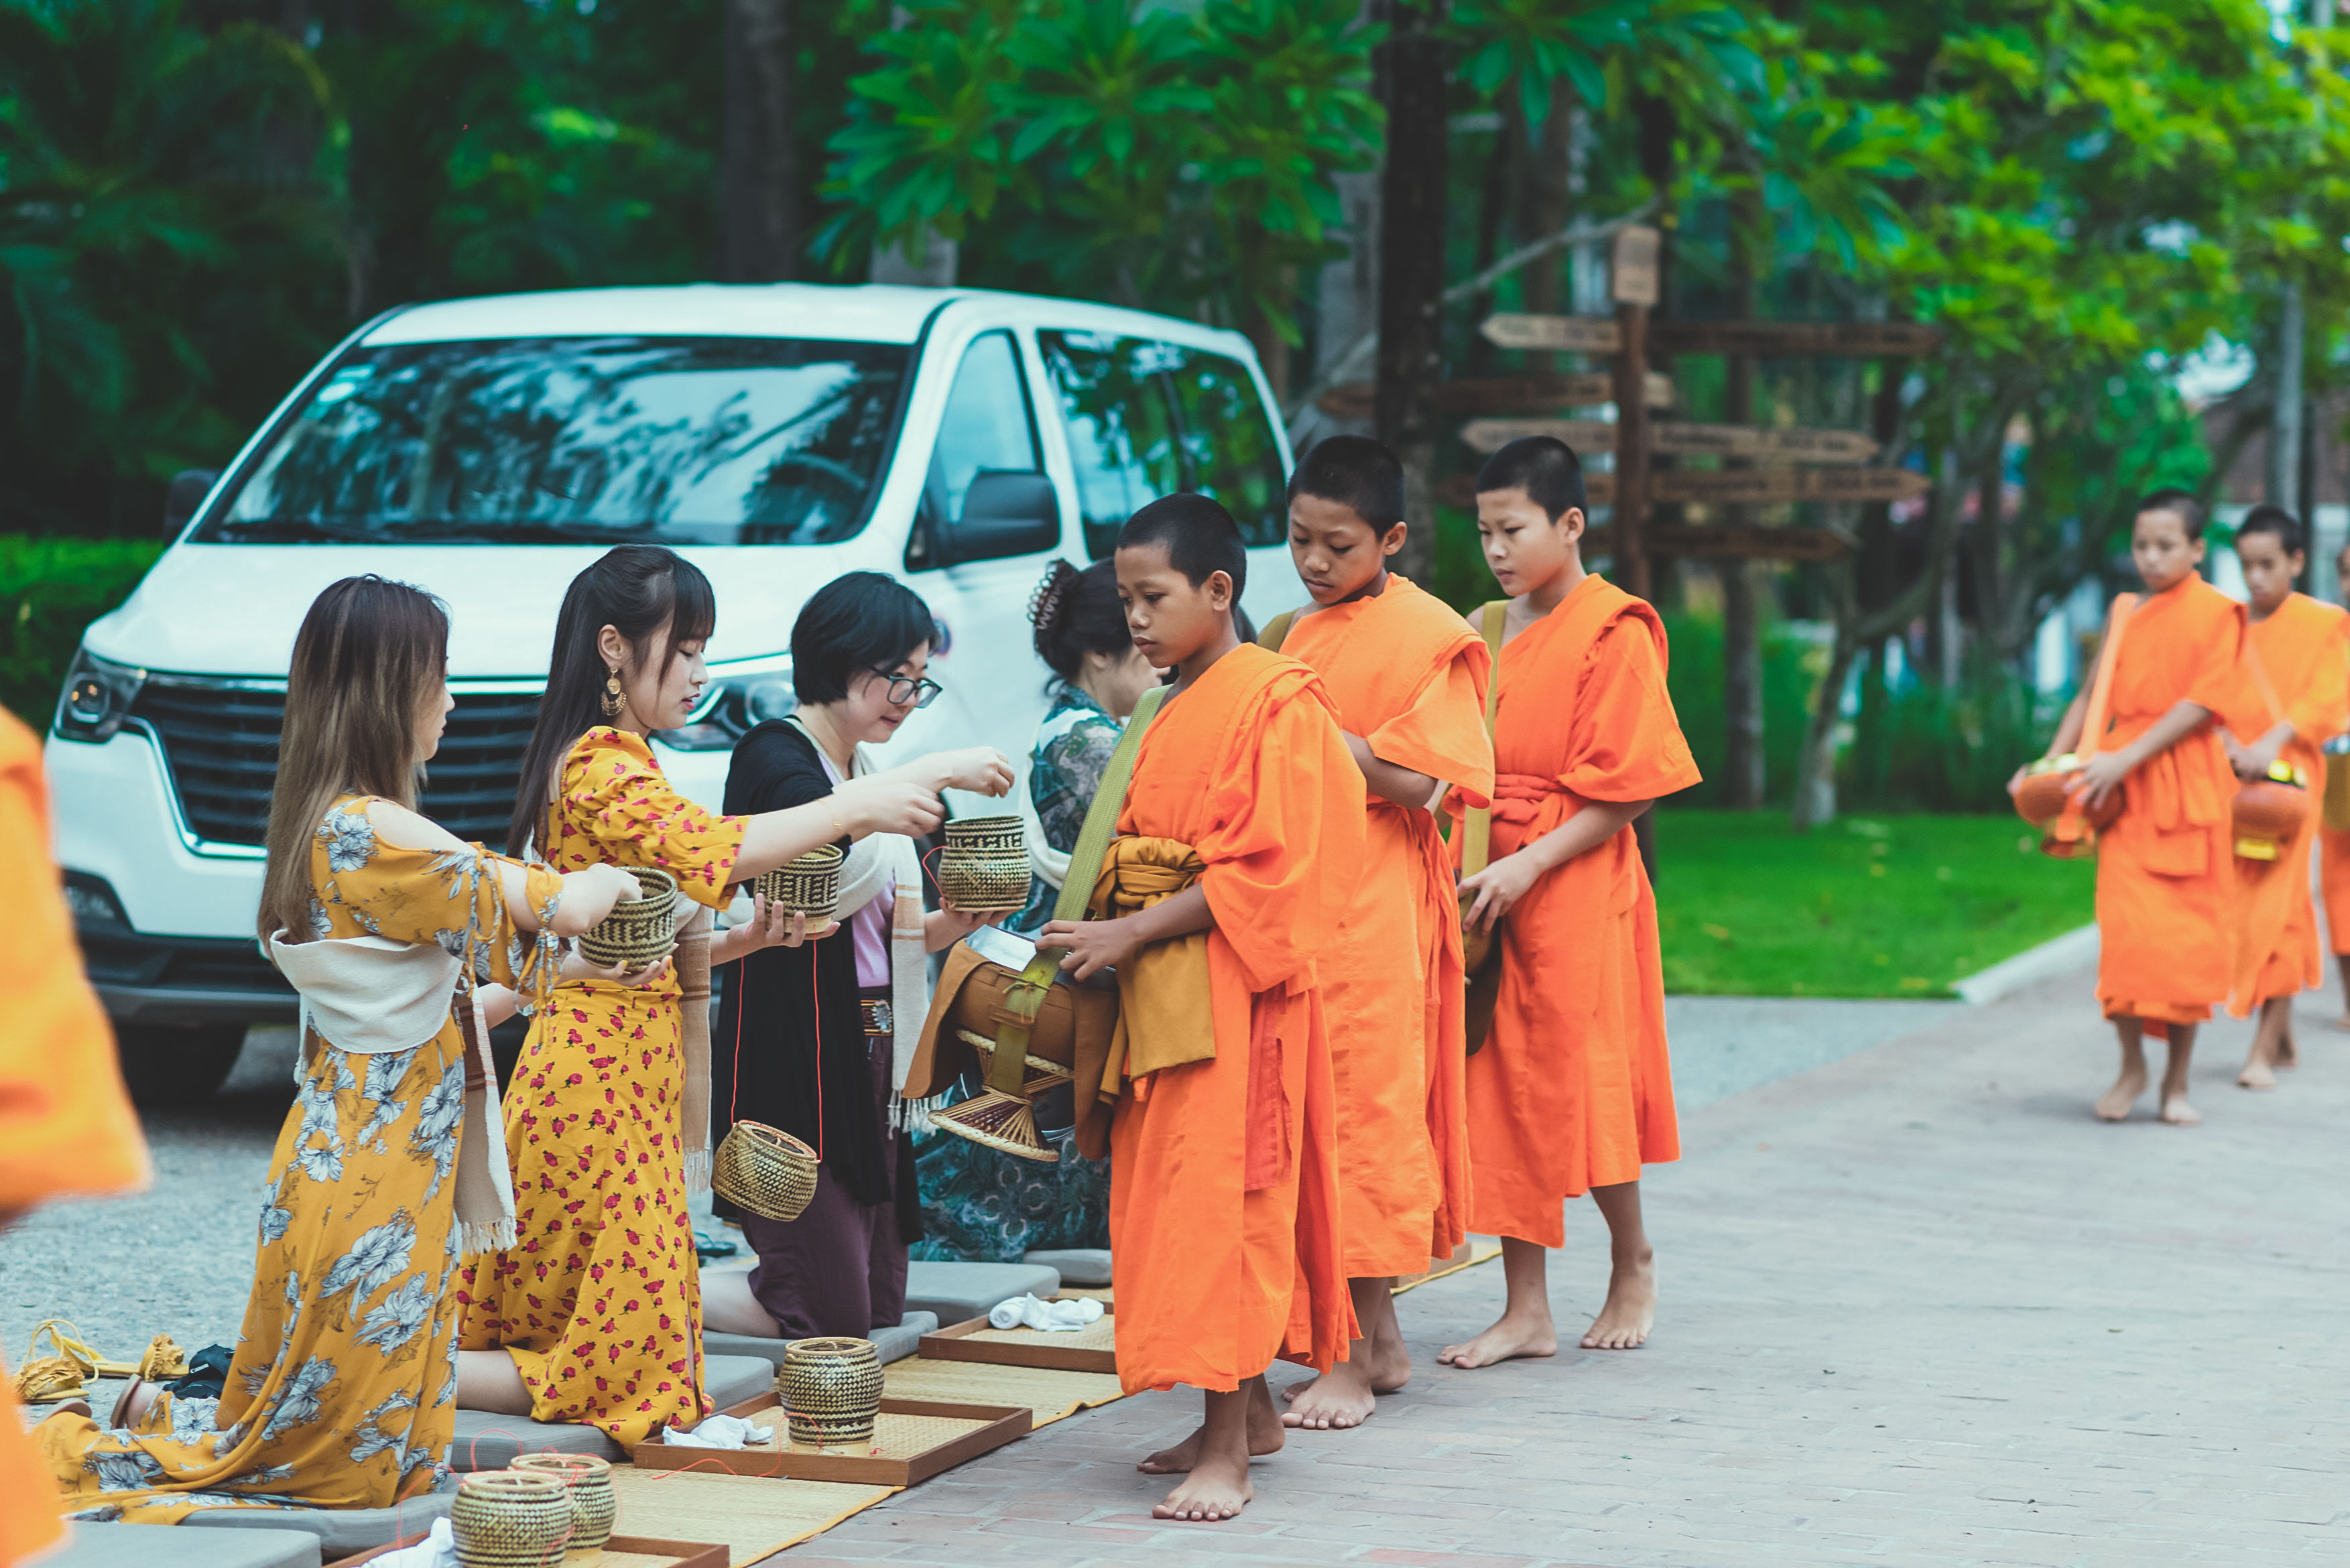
(46, 284), (1298, 1098)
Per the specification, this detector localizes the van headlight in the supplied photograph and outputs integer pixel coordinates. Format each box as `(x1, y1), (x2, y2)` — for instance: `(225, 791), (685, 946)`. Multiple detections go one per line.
(658, 656), (798, 751)
(54, 649), (147, 742)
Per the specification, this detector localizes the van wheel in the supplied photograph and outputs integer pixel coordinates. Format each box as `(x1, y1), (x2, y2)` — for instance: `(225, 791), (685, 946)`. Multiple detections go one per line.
(115, 1024), (247, 1104)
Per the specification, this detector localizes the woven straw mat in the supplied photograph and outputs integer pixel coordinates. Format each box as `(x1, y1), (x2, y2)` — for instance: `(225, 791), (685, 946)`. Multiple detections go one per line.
(881, 1356), (1124, 1426)
(607, 1467), (890, 1564)
(967, 1317), (1116, 1354)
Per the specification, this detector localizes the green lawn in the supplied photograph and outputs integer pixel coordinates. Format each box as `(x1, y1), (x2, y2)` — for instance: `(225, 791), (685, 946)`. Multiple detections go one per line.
(1651, 811), (2095, 998)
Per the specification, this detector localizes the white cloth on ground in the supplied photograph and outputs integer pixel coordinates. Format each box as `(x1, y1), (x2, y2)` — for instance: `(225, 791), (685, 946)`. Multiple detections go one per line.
(662, 1413), (776, 1449)
(370, 1518), (455, 1568)
(987, 1293), (1104, 1332)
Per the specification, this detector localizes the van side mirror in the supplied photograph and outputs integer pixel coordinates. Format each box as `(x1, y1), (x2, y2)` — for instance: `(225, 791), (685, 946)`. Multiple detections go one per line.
(165, 469), (218, 537)
(938, 471), (1060, 566)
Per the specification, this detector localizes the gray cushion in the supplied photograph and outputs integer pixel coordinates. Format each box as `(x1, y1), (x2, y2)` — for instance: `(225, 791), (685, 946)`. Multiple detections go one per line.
(704, 1313), (939, 1374)
(446, 1355), (774, 1469)
(1024, 1248), (1111, 1287)
(53, 1524), (320, 1568)
(904, 1260), (1061, 1325)
(182, 1478), (452, 1553)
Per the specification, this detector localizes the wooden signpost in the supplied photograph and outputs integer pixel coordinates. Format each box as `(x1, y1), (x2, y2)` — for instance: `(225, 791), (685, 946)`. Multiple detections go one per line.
(1317, 370), (1672, 421)
(1458, 235), (1941, 594)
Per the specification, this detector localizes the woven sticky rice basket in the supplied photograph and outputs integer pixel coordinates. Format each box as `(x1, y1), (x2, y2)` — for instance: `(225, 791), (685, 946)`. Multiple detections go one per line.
(451, 1471), (572, 1568)
(506, 1454), (615, 1553)
(938, 815), (1030, 910)
(779, 1335), (883, 1447)
(2012, 753), (2121, 834)
(713, 1119), (819, 1222)
(755, 844), (844, 922)
(576, 867), (679, 968)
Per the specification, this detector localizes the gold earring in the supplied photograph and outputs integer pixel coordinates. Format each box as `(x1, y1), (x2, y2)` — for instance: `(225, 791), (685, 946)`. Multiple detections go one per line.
(601, 672), (625, 720)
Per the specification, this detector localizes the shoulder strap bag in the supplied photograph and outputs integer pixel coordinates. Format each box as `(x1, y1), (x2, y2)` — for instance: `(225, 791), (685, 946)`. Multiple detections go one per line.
(1461, 600), (1506, 1053)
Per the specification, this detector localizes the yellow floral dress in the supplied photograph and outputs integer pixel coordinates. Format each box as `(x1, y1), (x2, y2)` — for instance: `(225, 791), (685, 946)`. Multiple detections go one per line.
(37, 795), (560, 1522)
(456, 729), (745, 1447)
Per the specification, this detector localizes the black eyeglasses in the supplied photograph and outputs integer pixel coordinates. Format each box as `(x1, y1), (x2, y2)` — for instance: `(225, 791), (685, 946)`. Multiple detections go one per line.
(872, 669), (944, 708)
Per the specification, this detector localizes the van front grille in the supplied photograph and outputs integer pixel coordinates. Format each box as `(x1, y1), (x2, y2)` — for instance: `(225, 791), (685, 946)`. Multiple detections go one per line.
(130, 680), (541, 848)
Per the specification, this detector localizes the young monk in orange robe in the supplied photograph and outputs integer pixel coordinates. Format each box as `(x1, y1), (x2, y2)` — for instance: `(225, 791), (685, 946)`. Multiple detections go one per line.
(2322, 537), (2350, 1028)
(2217, 506), (2350, 1088)
(1433, 437), (1701, 1372)
(1, 707), (150, 1555)
(2028, 490), (2243, 1126)
(1263, 437), (1492, 1430)
(1041, 492), (1363, 1522)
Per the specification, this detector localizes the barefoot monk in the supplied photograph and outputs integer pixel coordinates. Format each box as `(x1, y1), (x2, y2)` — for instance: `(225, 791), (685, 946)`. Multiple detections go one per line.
(1263, 437), (1492, 1430)
(1041, 494), (1362, 1522)
(1434, 437), (1700, 1372)
(2216, 506), (2349, 1088)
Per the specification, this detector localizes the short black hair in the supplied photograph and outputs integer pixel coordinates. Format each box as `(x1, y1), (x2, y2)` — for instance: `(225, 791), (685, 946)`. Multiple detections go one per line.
(2235, 503), (2304, 557)
(2136, 487), (2207, 539)
(1476, 436), (1587, 522)
(1117, 493), (1247, 601)
(1288, 435), (1406, 530)
(792, 570), (936, 703)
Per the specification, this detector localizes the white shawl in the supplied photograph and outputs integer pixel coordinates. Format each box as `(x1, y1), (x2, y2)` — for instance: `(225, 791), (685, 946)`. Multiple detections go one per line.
(265, 931), (519, 1254)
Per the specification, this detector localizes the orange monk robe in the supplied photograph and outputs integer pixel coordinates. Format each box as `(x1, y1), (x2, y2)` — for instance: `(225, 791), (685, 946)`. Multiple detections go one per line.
(1107, 644), (1367, 1394)
(1450, 576), (1700, 1248)
(0, 710), (149, 1561)
(1281, 576), (1493, 1275)
(2324, 827), (2350, 957)
(2217, 592), (2350, 1015)
(2092, 576), (2245, 1028)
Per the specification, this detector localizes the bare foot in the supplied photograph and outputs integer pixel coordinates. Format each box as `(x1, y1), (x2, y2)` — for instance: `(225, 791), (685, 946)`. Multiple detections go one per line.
(1281, 1344), (1405, 1429)
(2160, 1093), (2202, 1126)
(1581, 1249), (1656, 1349)
(2237, 1059), (2277, 1090)
(2277, 1030), (2299, 1068)
(1153, 1448), (1252, 1521)
(2095, 1059), (2148, 1121)
(1438, 1309), (1557, 1370)
(1138, 1386), (1283, 1472)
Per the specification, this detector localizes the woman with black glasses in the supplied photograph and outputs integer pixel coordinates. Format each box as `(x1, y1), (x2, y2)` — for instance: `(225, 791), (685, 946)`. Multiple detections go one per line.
(703, 571), (1014, 1342)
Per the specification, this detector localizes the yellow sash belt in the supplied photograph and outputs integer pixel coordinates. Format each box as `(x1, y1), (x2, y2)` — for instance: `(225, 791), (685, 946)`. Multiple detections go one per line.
(1089, 836), (1215, 1090)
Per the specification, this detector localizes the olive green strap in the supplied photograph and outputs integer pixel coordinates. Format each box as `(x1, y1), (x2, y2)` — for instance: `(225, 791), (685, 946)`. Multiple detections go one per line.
(1461, 600), (1506, 878)
(1257, 609), (1298, 652)
(987, 683), (1169, 1093)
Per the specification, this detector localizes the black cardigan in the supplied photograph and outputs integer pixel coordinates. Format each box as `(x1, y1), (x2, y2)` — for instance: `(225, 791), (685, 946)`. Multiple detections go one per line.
(713, 720), (916, 1236)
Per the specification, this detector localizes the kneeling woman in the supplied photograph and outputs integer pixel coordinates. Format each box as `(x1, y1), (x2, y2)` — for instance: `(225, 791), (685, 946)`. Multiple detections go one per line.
(38, 576), (640, 1520)
(454, 547), (973, 1446)
(702, 572), (1014, 1341)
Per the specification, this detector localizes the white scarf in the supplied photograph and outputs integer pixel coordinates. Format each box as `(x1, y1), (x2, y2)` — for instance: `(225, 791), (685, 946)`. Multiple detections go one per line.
(265, 931), (519, 1254)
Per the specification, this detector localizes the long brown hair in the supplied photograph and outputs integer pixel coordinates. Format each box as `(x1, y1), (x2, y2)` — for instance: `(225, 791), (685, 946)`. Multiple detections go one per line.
(257, 576), (450, 943)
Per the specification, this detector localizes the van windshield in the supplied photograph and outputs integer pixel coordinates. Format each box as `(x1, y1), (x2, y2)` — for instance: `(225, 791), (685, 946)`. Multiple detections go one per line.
(196, 336), (910, 545)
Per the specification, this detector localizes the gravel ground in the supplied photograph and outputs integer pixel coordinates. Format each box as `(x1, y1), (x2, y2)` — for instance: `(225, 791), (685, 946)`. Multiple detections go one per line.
(3, 994), (1958, 1404)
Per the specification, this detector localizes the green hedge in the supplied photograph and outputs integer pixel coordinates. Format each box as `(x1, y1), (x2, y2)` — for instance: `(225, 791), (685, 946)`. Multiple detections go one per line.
(2, 537), (165, 726)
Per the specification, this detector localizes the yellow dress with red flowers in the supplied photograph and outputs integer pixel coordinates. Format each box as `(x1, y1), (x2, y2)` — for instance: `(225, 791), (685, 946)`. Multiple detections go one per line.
(38, 793), (560, 1522)
(455, 728), (745, 1448)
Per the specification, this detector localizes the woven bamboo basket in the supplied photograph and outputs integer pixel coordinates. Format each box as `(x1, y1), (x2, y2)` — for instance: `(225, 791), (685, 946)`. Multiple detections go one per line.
(712, 1119), (819, 1222)
(576, 867), (679, 968)
(779, 1335), (884, 1446)
(937, 815), (1030, 911)
(755, 844), (844, 923)
(450, 1471), (572, 1568)
(507, 1453), (615, 1554)
(2234, 767), (2310, 860)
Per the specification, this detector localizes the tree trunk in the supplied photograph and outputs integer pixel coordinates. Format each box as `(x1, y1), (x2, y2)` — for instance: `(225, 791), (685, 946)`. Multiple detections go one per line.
(2272, 281), (2304, 514)
(720, 0), (800, 283)
(1374, 0), (1449, 587)
(1516, 80), (1576, 318)
(1975, 456), (2004, 666)
(1721, 189), (1765, 808)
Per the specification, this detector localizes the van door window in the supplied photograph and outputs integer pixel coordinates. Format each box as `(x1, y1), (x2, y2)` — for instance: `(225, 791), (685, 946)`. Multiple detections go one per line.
(1162, 350), (1287, 548)
(911, 330), (1045, 568)
(1039, 332), (1186, 559)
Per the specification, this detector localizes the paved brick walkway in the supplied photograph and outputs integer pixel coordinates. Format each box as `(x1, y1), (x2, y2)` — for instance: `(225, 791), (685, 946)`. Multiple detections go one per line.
(787, 963), (2350, 1567)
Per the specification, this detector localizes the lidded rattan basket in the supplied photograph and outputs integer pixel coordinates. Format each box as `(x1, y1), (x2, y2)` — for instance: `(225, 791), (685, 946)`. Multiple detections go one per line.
(507, 1453), (615, 1555)
(450, 1470), (572, 1568)
(755, 843), (845, 923)
(576, 866), (679, 968)
(937, 815), (1029, 911)
(779, 1335), (883, 1447)
(713, 1119), (819, 1222)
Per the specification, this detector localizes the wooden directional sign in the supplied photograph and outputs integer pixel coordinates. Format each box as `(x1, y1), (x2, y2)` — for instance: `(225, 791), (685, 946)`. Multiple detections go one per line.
(1460, 418), (1618, 455)
(1611, 224), (1662, 306)
(1650, 320), (1945, 358)
(1650, 422), (1879, 463)
(1316, 371), (1671, 422)
(1650, 467), (1929, 505)
(1479, 313), (1622, 354)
